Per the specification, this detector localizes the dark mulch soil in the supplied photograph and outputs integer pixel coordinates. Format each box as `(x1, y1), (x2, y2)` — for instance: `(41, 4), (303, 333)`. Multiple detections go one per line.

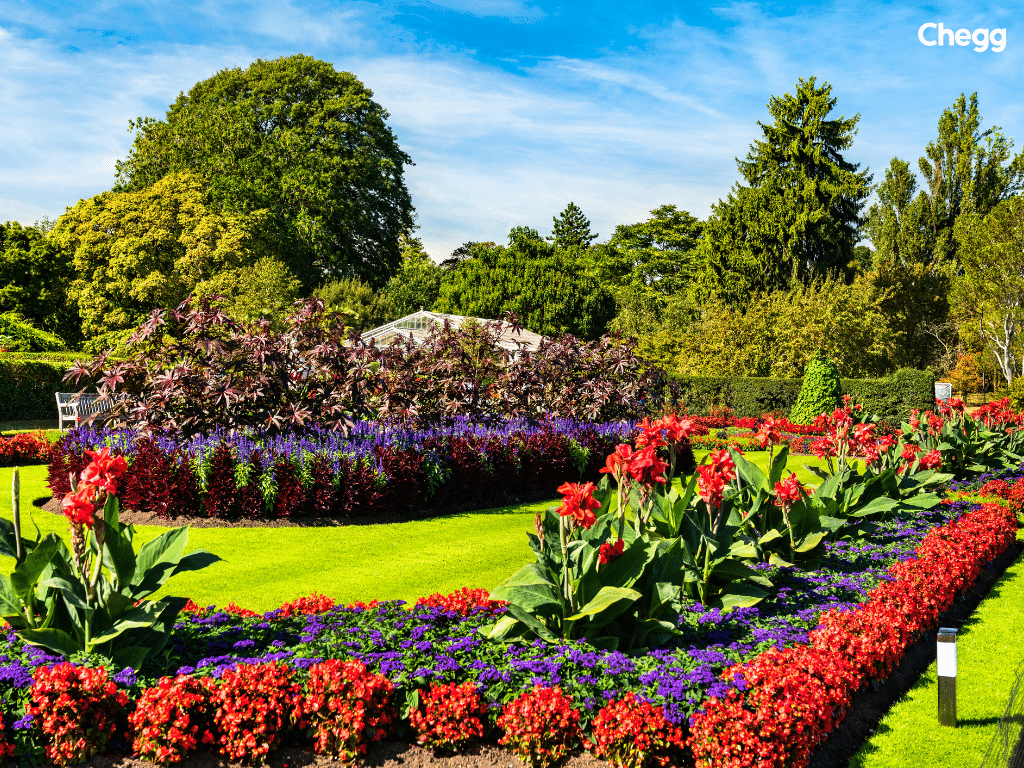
(27, 742), (609, 768)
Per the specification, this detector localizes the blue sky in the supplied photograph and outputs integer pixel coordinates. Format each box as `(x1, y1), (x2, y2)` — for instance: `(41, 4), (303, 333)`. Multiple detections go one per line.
(0, 0), (1021, 261)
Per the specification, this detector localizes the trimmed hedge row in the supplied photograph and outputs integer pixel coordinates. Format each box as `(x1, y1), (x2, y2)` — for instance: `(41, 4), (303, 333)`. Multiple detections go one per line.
(666, 368), (936, 424)
(0, 355), (76, 421)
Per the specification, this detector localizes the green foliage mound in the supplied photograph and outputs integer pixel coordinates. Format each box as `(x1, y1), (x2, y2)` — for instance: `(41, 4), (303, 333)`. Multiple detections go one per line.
(790, 351), (841, 424)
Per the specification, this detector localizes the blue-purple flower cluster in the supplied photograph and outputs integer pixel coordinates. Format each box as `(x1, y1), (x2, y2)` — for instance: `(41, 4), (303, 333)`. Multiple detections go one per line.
(61, 417), (638, 473)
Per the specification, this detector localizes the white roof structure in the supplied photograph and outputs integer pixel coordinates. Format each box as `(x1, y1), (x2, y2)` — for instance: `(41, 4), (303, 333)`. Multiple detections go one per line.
(362, 310), (544, 353)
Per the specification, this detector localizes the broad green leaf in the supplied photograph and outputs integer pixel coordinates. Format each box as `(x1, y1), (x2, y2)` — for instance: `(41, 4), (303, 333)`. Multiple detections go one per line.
(10, 535), (61, 600)
(708, 582), (769, 611)
(566, 586), (641, 629)
(731, 448), (767, 493)
(793, 530), (827, 553)
(0, 575), (24, 619)
(110, 645), (150, 671)
(19, 628), (80, 657)
(129, 527), (191, 598)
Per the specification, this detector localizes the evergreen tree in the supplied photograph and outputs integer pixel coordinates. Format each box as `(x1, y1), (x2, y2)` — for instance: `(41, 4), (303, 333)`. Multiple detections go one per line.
(548, 202), (597, 250)
(696, 77), (871, 304)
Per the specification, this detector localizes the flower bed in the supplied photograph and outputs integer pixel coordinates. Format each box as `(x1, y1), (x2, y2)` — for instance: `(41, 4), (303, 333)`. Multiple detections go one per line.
(0, 431), (52, 468)
(0, 473), (1018, 765)
(47, 419), (668, 521)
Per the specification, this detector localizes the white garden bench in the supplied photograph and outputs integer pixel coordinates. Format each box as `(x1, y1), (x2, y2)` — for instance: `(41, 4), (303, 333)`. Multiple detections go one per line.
(55, 392), (117, 431)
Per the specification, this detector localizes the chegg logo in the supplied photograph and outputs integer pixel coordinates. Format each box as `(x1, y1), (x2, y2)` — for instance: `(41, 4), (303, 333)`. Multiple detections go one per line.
(918, 22), (1006, 51)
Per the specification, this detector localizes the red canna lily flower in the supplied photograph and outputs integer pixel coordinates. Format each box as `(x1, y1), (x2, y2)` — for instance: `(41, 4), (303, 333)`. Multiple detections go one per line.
(61, 485), (97, 528)
(598, 539), (625, 565)
(556, 481), (601, 529)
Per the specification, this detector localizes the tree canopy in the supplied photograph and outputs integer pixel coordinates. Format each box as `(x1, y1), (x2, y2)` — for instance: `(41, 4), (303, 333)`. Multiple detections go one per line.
(435, 230), (616, 340)
(114, 54), (415, 291)
(51, 172), (268, 347)
(697, 77), (871, 303)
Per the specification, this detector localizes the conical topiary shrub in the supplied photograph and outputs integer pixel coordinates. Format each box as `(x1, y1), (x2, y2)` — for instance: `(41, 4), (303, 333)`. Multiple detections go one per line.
(790, 350), (841, 424)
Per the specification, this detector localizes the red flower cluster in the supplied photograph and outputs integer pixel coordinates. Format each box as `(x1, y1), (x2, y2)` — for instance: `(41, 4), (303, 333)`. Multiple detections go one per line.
(598, 538), (625, 565)
(29, 663), (129, 766)
(586, 693), (686, 768)
(276, 591), (336, 618)
(772, 473), (804, 510)
(301, 659), (395, 762)
(691, 645), (860, 768)
(208, 662), (305, 765)
(129, 675), (217, 765)
(753, 418), (785, 448)
(636, 414), (696, 448)
(979, 477), (1024, 504)
(497, 686), (581, 768)
(223, 602), (259, 618)
(556, 481), (602, 529)
(600, 444), (669, 487)
(59, 446), (129, 529)
(918, 449), (943, 470)
(0, 430), (52, 467)
(689, 497), (1020, 768)
(416, 587), (507, 616)
(696, 450), (736, 509)
(976, 397), (1021, 428)
(409, 681), (488, 752)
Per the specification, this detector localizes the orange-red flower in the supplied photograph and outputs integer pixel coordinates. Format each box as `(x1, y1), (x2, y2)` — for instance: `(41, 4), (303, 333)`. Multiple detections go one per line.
(773, 473), (805, 509)
(598, 539), (625, 565)
(61, 485), (97, 528)
(556, 481), (601, 529)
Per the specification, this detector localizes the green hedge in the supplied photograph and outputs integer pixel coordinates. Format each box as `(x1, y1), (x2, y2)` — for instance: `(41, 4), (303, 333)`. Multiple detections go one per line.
(0, 352), (93, 420)
(666, 368), (935, 424)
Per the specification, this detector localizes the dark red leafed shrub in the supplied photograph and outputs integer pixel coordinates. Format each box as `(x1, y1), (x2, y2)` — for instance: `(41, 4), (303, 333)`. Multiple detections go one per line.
(341, 458), (386, 518)
(166, 450), (201, 518)
(520, 429), (577, 493)
(482, 435), (522, 498)
(307, 455), (336, 517)
(203, 442), (238, 519)
(47, 440), (90, 499)
(376, 446), (428, 513)
(424, 437), (487, 506)
(129, 675), (218, 765)
(415, 587), (506, 616)
(28, 663), (130, 766)
(237, 452), (266, 520)
(586, 694), (686, 768)
(272, 458), (306, 519)
(118, 438), (175, 518)
(209, 662), (304, 765)
(277, 592), (336, 618)
(409, 681), (488, 752)
(301, 659), (396, 762)
(497, 686), (580, 768)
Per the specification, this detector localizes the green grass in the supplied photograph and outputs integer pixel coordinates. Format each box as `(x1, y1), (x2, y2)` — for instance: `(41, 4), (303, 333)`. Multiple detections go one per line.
(849, 529), (1024, 768)
(0, 450), (829, 612)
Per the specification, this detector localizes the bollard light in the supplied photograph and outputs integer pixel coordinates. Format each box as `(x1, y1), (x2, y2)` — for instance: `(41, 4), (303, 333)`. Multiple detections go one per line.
(937, 627), (957, 727)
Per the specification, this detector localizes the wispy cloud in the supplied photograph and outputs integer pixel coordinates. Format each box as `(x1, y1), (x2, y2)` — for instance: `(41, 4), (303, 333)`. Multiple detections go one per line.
(1, 0), (1022, 262)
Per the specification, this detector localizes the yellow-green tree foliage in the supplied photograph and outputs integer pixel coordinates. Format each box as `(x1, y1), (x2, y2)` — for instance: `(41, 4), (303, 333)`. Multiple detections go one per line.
(193, 256), (301, 330)
(674, 275), (896, 378)
(51, 172), (268, 344)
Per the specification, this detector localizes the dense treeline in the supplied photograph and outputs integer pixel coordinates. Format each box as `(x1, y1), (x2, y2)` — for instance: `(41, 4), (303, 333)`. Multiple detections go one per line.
(3, 59), (1024, 395)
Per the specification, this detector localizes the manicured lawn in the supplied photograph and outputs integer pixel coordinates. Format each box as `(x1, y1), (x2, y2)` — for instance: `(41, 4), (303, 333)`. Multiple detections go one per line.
(0, 449), (829, 611)
(0, 419), (60, 435)
(849, 529), (1024, 768)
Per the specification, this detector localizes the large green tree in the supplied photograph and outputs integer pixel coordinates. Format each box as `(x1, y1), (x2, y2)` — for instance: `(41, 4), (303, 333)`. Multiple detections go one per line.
(435, 227), (615, 339)
(0, 221), (79, 346)
(952, 196), (1024, 383)
(865, 158), (950, 369)
(919, 93), (1024, 262)
(696, 77), (871, 304)
(114, 54), (415, 290)
(376, 235), (443, 319)
(51, 172), (269, 348)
